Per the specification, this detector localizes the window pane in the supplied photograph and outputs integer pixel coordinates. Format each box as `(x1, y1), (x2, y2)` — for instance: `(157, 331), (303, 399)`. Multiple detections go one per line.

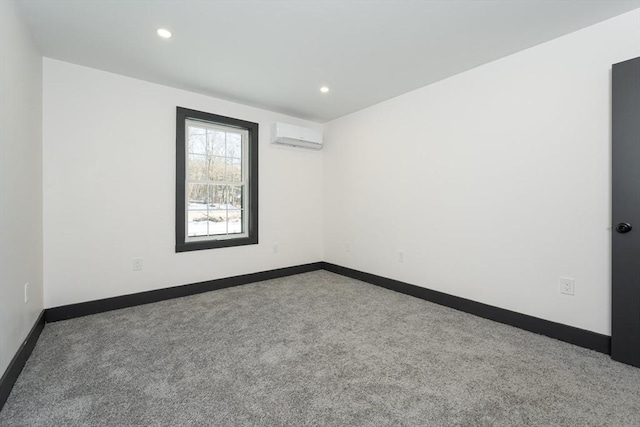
(187, 154), (207, 181)
(208, 185), (227, 210)
(225, 158), (242, 182)
(207, 210), (228, 235)
(187, 210), (209, 237)
(207, 156), (225, 182)
(227, 133), (242, 159)
(228, 210), (243, 234)
(208, 183), (227, 235)
(229, 185), (243, 209)
(208, 130), (226, 157)
(188, 126), (207, 155)
(187, 181), (209, 235)
(187, 184), (208, 209)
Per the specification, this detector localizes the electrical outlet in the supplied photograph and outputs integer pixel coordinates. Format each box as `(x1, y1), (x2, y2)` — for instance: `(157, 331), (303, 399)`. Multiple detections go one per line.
(398, 251), (405, 263)
(273, 242), (279, 253)
(132, 257), (143, 271)
(346, 241), (351, 252)
(24, 283), (29, 303)
(559, 277), (574, 295)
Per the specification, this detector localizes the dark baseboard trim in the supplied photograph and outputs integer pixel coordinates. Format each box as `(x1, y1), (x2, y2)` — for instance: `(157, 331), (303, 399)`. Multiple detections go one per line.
(0, 310), (45, 411)
(46, 262), (324, 322)
(321, 262), (611, 354)
(3, 260), (610, 413)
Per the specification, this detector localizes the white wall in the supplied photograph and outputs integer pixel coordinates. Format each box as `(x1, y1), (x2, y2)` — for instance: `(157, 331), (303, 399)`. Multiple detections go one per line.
(43, 59), (323, 308)
(323, 10), (640, 336)
(0, 0), (44, 375)
(38, 9), (640, 335)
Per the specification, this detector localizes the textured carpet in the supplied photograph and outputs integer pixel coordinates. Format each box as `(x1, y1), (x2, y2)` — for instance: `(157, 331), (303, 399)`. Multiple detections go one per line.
(1, 270), (639, 426)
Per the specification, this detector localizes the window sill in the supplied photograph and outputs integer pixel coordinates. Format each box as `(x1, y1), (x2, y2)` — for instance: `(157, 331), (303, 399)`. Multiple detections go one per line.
(175, 236), (258, 252)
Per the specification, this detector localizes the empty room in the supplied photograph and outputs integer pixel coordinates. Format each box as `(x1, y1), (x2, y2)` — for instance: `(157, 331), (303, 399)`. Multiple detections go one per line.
(1, 0), (639, 425)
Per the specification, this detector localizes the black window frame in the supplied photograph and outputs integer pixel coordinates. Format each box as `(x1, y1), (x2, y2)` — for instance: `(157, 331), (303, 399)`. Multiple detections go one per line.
(175, 107), (258, 252)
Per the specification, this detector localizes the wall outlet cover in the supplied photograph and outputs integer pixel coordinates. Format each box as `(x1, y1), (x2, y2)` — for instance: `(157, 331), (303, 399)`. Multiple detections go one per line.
(559, 277), (575, 295)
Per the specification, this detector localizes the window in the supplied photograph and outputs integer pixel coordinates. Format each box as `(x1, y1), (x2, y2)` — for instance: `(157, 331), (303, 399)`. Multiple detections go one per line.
(176, 107), (258, 252)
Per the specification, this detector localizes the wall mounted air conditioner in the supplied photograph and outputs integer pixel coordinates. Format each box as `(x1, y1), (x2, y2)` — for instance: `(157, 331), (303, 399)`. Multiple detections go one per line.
(270, 122), (323, 150)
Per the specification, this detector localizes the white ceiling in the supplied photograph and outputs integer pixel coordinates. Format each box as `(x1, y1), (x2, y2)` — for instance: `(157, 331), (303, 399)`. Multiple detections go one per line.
(17, 0), (640, 122)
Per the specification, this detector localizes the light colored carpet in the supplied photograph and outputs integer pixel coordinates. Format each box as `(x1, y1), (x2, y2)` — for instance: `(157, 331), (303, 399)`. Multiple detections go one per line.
(1, 270), (639, 426)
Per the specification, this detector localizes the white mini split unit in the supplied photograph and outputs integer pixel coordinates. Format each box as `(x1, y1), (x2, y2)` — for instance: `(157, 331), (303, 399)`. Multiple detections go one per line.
(270, 122), (323, 150)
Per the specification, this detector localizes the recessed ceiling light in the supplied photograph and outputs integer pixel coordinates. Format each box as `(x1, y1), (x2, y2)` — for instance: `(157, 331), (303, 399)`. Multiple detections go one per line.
(320, 86), (329, 93)
(157, 28), (172, 39)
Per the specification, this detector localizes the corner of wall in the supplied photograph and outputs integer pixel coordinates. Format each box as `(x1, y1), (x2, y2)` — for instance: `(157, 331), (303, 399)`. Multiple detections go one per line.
(0, 0), (44, 377)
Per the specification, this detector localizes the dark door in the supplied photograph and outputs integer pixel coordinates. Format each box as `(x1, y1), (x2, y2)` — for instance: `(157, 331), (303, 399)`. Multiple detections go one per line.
(611, 56), (640, 368)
